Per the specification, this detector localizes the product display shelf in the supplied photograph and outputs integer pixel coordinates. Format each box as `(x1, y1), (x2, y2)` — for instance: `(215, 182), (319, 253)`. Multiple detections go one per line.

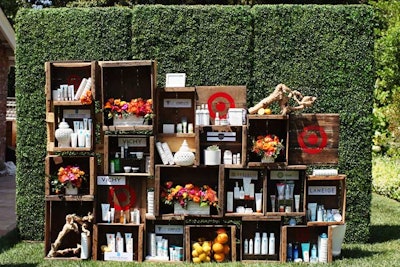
(185, 225), (237, 263)
(281, 225), (333, 263)
(306, 175), (346, 226)
(92, 223), (144, 262)
(240, 220), (282, 263)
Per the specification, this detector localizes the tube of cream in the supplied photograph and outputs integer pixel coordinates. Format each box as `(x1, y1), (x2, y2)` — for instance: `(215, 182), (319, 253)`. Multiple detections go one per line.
(110, 208), (115, 223)
(106, 233), (115, 252)
(294, 195), (300, 212)
(73, 121), (80, 134)
(307, 203), (317, 221)
(276, 183), (285, 200)
(255, 193), (262, 213)
(83, 118), (88, 131)
(301, 243), (310, 263)
(243, 177), (251, 200)
(125, 233), (133, 253)
(270, 195), (276, 212)
(101, 203), (110, 222)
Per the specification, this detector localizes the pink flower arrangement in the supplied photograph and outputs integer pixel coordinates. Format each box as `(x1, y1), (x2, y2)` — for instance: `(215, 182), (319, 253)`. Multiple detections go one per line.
(103, 98), (153, 119)
(161, 181), (219, 209)
(57, 165), (85, 189)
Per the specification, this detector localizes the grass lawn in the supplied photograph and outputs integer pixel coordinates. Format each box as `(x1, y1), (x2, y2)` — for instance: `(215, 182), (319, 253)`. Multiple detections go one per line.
(0, 193), (399, 266)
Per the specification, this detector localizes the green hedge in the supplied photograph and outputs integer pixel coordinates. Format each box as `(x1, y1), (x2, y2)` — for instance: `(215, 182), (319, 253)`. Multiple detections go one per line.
(15, 5), (374, 242)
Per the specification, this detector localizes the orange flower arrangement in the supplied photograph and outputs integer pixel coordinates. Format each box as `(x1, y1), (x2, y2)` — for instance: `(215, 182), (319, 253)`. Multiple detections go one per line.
(103, 98), (153, 119)
(161, 181), (219, 209)
(51, 166), (86, 194)
(252, 134), (284, 159)
(80, 90), (92, 105)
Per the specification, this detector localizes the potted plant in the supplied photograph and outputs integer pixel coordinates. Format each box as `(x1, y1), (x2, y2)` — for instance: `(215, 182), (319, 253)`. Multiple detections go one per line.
(161, 181), (219, 215)
(251, 134), (284, 163)
(51, 165), (86, 195)
(204, 145), (221, 165)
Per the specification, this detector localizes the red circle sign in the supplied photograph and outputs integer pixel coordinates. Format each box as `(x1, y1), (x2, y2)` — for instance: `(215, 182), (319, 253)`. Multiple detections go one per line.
(207, 92), (236, 119)
(297, 126), (328, 154)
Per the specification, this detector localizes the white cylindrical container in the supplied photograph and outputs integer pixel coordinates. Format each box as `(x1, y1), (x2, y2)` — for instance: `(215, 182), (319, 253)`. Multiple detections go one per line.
(244, 239), (249, 254)
(148, 233), (157, 257)
(70, 133), (78, 148)
(227, 191), (234, 212)
(80, 232), (90, 259)
(268, 233), (275, 255)
(248, 239), (254, 255)
(147, 190), (155, 215)
(254, 232), (261, 255)
(318, 233), (329, 263)
(261, 232), (268, 255)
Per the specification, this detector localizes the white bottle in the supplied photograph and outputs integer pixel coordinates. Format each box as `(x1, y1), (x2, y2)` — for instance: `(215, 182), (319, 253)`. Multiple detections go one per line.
(317, 205), (323, 222)
(248, 238), (254, 255)
(195, 105), (202, 126)
(215, 112), (220, 125)
(244, 238), (249, 254)
(261, 232), (268, 255)
(268, 233), (275, 255)
(234, 182), (240, 199)
(116, 232), (124, 253)
(254, 232), (261, 255)
(203, 104), (210, 126)
(239, 186), (245, 200)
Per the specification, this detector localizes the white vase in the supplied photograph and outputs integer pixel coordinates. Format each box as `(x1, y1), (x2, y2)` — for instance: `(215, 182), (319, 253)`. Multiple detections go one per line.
(55, 119), (73, 147)
(261, 155), (275, 163)
(173, 140), (195, 166)
(204, 149), (221, 165)
(65, 183), (78, 195)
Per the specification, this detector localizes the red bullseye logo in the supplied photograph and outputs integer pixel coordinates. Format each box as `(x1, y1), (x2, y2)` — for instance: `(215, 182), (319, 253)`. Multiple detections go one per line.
(297, 126), (328, 154)
(207, 92), (236, 119)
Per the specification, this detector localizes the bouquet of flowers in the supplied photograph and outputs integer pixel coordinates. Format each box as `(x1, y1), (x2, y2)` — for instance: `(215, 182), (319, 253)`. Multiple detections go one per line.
(103, 98), (153, 119)
(252, 134), (284, 159)
(161, 181), (219, 209)
(51, 165), (86, 194)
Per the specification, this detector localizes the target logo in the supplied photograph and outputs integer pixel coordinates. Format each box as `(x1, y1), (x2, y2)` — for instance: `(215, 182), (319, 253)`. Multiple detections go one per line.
(207, 92), (236, 119)
(297, 126), (328, 154)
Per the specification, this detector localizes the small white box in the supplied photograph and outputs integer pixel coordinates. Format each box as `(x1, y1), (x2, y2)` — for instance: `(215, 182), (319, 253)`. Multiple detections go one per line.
(104, 252), (133, 262)
(163, 124), (175, 134)
(228, 108), (245, 126)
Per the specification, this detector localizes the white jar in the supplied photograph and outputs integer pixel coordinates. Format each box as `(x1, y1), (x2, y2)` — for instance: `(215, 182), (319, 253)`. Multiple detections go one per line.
(55, 119), (73, 147)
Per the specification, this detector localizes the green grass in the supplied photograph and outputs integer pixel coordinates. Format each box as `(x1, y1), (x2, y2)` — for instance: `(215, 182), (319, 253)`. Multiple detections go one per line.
(372, 156), (400, 200)
(0, 193), (399, 266)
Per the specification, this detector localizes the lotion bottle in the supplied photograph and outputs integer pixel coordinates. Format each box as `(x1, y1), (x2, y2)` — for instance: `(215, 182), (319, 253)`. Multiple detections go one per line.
(268, 233), (275, 255)
(239, 186), (245, 200)
(261, 232), (268, 255)
(244, 239), (249, 254)
(234, 182), (240, 199)
(254, 232), (261, 255)
(248, 238), (254, 255)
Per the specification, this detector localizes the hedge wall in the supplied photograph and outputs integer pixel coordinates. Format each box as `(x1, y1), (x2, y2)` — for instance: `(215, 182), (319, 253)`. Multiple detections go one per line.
(15, 5), (374, 242)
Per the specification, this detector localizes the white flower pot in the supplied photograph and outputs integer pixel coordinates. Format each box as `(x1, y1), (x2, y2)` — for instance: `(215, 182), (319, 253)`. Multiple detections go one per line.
(204, 150), (221, 165)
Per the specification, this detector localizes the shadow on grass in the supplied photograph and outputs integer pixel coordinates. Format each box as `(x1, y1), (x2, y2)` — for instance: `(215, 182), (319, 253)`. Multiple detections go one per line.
(0, 228), (20, 253)
(340, 247), (376, 259)
(369, 225), (400, 243)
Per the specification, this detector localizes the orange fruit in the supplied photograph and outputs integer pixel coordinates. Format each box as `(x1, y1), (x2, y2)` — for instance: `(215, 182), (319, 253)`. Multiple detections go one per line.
(265, 108), (272, 115)
(213, 252), (225, 262)
(216, 233), (229, 244)
(223, 244), (230, 255)
(212, 242), (224, 254)
(216, 228), (227, 234)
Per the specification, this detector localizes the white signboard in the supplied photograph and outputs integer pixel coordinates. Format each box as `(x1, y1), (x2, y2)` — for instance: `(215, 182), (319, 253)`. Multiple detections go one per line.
(270, 170), (299, 180)
(97, 176), (126, 185)
(163, 99), (192, 108)
(308, 186), (337, 196)
(166, 73), (186, 87)
(229, 170), (258, 180)
(118, 137), (147, 147)
(155, 225), (184, 234)
(63, 109), (91, 119)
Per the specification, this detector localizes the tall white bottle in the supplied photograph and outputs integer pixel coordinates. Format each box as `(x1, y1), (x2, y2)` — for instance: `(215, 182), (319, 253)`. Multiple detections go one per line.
(254, 232), (261, 255)
(248, 238), (254, 255)
(203, 104), (210, 126)
(261, 232), (268, 255)
(268, 233), (275, 255)
(244, 239), (249, 254)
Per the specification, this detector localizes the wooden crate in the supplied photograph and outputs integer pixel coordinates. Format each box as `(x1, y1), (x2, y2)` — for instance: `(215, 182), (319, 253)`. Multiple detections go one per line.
(99, 60), (156, 131)
(223, 168), (266, 217)
(195, 85), (247, 125)
(196, 125), (247, 167)
(185, 225), (236, 263)
(266, 166), (307, 217)
(45, 155), (96, 199)
(45, 201), (94, 259)
(281, 225), (333, 263)
(92, 223), (143, 262)
(306, 175), (346, 226)
(288, 114), (339, 165)
(45, 61), (97, 153)
(103, 135), (154, 176)
(247, 115), (289, 166)
(240, 220), (282, 262)
(154, 165), (223, 218)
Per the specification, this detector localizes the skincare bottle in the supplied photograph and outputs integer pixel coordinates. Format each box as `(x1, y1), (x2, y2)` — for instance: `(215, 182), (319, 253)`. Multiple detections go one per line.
(195, 105), (201, 126)
(124, 141), (128, 158)
(261, 232), (268, 255)
(215, 112), (220, 125)
(120, 146), (125, 159)
(293, 243), (299, 260)
(203, 104), (210, 126)
(310, 244), (318, 263)
(239, 186), (245, 200)
(254, 232), (261, 255)
(268, 233), (275, 255)
(287, 242), (293, 262)
(248, 238), (254, 255)
(244, 239), (249, 254)
(234, 182), (240, 199)
(116, 232), (124, 253)
(317, 205), (323, 222)
(114, 153), (120, 173)
(110, 159), (115, 174)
